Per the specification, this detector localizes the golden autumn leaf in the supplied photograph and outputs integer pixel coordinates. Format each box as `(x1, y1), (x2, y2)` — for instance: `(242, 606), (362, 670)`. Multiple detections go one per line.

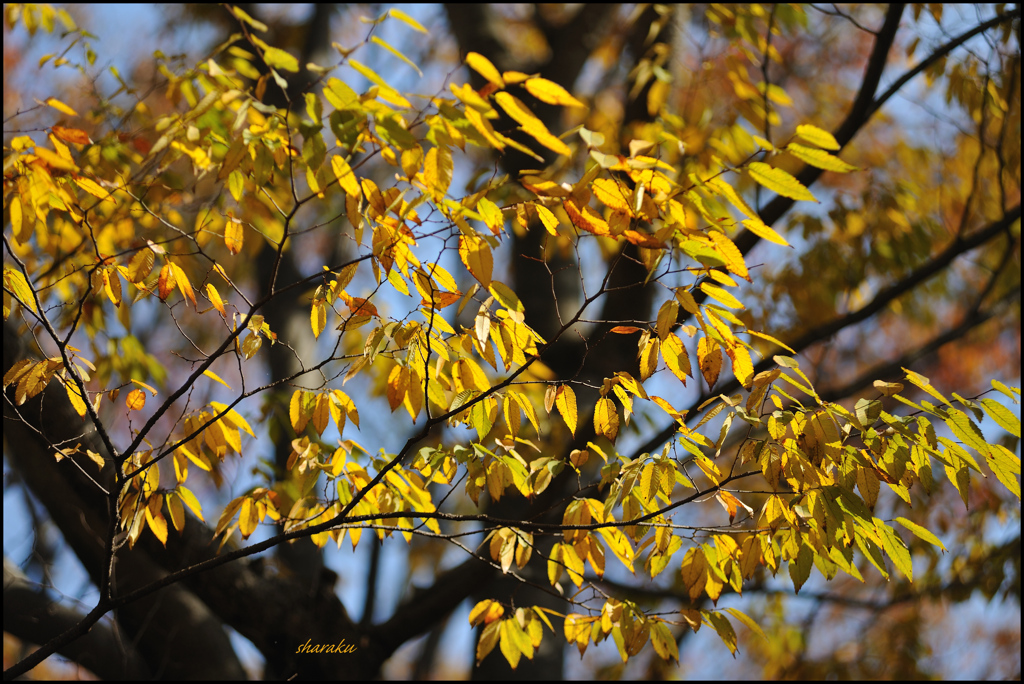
(524, 77), (585, 108)
(555, 385), (577, 435)
(126, 388), (146, 411)
(224, 219), (244, 255)
(698, 337), (722, 389)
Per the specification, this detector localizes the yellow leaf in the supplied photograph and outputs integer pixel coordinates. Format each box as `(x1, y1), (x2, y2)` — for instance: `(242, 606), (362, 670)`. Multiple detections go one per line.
(331, 155), (360, 198)
(795, 123), (840, 150)
(785, 142), (857, 172)
(170, 262), (197, 308)
(592, 178), (633, 214)
(350, 60), (412, 107)
(459, 234), (493, 287)
(203, 369), (232, 389)
(679, 547), (707, 602)
(4, 266), (37, 314)
(708, 231), (750, 281)
(728, 345), (754, 389)
(525, 77), (585, 108)
(224, 219), (244, 255)
(698, 337), (722, 389)
(555, 385), (577, 436)
(499, 620), (522, 669)
(469, 599), (505, 627)
(466, 52), (505, 88)
(494, 92), (570, 155)
(178, 486), (205, 521)
(661, 333), (691, 384)
(74, 177), (114, 204)
(126, 388), (146, 411)
(388, 8), (428, 33)
(206, 283), (226, 317)
(311, 302), (327, 338)
(64, 379), (87, 417)
(700, 281), (743, 309)
(748, 162), (816, 202)
(424, 146), (453, 201)
(477, 620), (500, 664)
(535, 204), (560, 235)
(44, 97), (78, 116)
(741, 217), (790, 246)
(464, 106), (505, 150)
(370, 36), (422, 76)
(594, 397), (619, 441)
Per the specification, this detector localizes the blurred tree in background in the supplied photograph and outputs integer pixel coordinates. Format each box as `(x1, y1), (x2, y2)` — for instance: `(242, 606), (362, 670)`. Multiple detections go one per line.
(3, 3), (1020, 680)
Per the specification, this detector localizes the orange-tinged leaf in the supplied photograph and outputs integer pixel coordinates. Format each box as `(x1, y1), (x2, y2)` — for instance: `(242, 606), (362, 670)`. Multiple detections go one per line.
(748, 162), (816, 202)
(157, 263), (175, 301)
(563, 197), (610, 235)
(611, 326), (642, 334)
(51, 125), (90, 144)
(126, 388), (146, 411)
(466, 52), (505, 88)
(470, 599), (505, 627)
(555, 385), (578, 435)
(224, 219), (244, 255)
(524, 77), (585, 108)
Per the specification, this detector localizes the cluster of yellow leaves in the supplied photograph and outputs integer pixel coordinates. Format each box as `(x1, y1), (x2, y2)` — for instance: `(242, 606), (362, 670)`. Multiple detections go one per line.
(4, 6), (1021, 672)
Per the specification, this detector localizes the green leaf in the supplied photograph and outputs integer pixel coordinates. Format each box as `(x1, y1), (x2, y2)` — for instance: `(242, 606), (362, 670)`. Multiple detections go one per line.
(747, 162), (817, 202)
